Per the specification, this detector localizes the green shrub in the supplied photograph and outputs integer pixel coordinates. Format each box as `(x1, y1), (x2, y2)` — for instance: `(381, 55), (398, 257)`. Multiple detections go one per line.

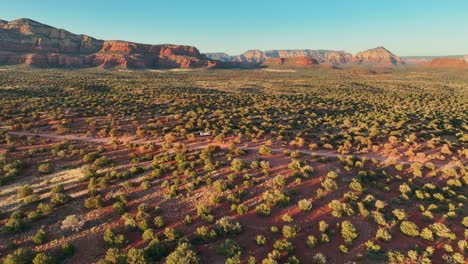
(282, 225), (300, 238)
(38, 163), (53, 174)
(399, 221), (420, 237)
(256, 235), (266, 246)
(273, 239), (294, 253)
(256, 203), (271, 216)
(154, 216), (165, 228)
(306, 235), (317, 248)
(218, 239), (241, 257)
(32, 228), (47, 244)
(341, 221), (358, 244)
(84, 195), (103, 209)
(2, 247), (34, 264)
(298, 199), (313, 212)
(215, 216), (242, 235)
(103, 228), (127, 248)
(32, 253), (55, 264)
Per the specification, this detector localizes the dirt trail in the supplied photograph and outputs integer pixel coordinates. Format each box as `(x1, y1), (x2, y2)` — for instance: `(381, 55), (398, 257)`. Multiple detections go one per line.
(7, 131), (459, 169)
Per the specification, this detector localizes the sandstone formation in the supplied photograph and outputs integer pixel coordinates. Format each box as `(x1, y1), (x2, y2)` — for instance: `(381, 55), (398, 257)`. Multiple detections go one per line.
(0, 18), (217, 69)
(206, 47), (404, 66)
(427, 57), (467, 68)
(353, 46), (403, 65)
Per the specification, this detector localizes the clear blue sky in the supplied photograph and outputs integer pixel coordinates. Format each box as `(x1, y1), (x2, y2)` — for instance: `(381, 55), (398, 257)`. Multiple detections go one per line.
(1, 0), (467, 56)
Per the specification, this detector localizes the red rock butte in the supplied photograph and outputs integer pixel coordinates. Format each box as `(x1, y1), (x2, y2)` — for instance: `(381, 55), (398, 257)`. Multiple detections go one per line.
(0, 18), (218, 69)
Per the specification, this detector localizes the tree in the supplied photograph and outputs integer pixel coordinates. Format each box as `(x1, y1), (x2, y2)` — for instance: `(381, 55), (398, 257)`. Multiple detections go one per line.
(400, 221), (420, 237)
(230, 158), (245, 172)
(127, 248), (147, 264)
(32, 228), (47, 244)
(298, 199), (313, 212)
(32, 253), (55, 264)
(258, 145), (273, 156)
(341, 221), (358, 244)
(165, 243), (200, 264)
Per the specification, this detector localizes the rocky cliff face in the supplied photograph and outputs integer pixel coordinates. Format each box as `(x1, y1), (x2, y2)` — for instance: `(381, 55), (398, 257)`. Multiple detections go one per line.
(0, 18), (217, 69)
(206, 47), (403, 66)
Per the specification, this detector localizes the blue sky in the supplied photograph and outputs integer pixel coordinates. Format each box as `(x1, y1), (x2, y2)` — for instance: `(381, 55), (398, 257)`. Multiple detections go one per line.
(1, 0), (467, 56)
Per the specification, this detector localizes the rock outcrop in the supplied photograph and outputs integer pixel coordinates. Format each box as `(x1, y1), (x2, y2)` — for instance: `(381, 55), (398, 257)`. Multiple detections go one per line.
(353, 46), (403, 65)
(427, 57), (467, 68)
(0, 18), (218, 69)
(206, 47), (403, 66)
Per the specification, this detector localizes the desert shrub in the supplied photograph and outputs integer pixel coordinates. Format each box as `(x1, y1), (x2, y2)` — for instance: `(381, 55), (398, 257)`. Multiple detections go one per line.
(386, 250), (404, 263)
(311, 253), (327, 264)
(163, 227), (179, 242)
(103, 228), (127, 247)
(142, 229), (156, 242)
(101, 248), (126, 264)
(196, 226), (217, 241)
(213, 179), (227, 192)
(61, 242), (75, 257)
(258, 145), (273, 156)
(32, 228), (47, 244)
(38, 163), (53, 174)
(349, 179), (363, 193)
(145, 239), (167, 262)
(392, 209), (407, 221)
(122, 213), (137, 229)
(339, 244), (348, 254)
(273, 175), (286, 188)
(50, 192), (71, 207)
(5, 211), (27, 233)
(462, 217), (468, 228)
(184, 215), (193, 225)
(236, 204), (248, 215)
(430, 223), (456, 240)
(32, 253), (55, 264)
(376, 227), (392, 241)
(215, 216), (242, 235)
(420, 228), (434, 241)
(282, 225), (300, 238)
(319, 221), (329, 233)
(273, 239), (294, 253)
(306, 235), (317, 248)
(84, 195), (103, 209)
(365, 240), (382, 256)
(329, 200), (354, 217)
(256, 235), (266, 246)
(270, 226), (279, 233)
(113, 201), (126, 215)
(225, 253), (241, 264)
(298, 199), (313, 211)
(126, 248), (147, 264)
(154, 216), (165, 228)
(230, 158), (245, 172)
(262, 189), (290, 206)
(17, 185), (33, 198)
(218, 239), (241, 257)
(256, 203), (271, 216)
(2, 247), (34, 264)
(61, 215), (85, 232)
(282, 213), (294, 223)
(341, 221), (358, 244)
(399, 221), (420, 237)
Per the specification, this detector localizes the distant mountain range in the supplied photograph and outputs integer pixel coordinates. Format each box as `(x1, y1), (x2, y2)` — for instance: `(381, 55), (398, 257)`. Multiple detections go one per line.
(205, 46), (403, 66)
(0, 18), (465, 69)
